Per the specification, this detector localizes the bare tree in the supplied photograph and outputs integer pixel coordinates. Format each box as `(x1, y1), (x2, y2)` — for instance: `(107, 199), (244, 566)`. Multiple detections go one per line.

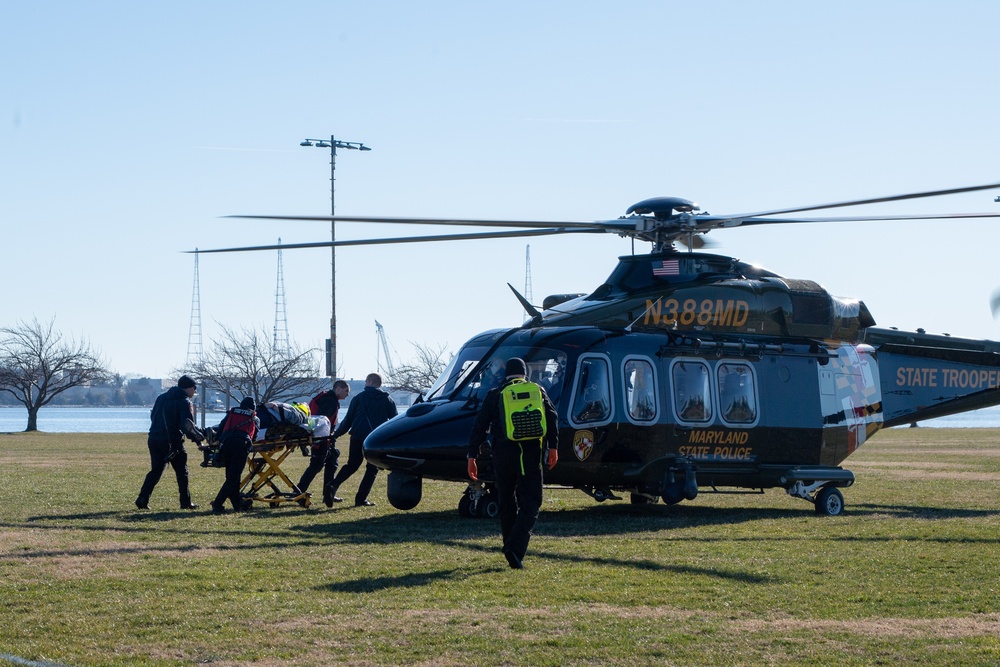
(384, 342), (450, 396)
(0, 318), (110, 431)
(187, 324), (323, 405)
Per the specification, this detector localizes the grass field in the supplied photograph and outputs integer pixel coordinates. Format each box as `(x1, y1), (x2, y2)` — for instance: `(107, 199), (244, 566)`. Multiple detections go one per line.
(0, 428), (998, 667)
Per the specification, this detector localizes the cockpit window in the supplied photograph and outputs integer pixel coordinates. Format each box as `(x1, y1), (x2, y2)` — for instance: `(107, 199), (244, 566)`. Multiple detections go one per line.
(718, 363), (757, 424)
(425, 345), (492, 401)
(672, 360), (712, 423)
(570, 356), (612, 425)
(432, 346), (568, 405)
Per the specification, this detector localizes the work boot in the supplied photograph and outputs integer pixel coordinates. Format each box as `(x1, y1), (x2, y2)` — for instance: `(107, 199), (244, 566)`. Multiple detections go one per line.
(323, 484), (343, 508)
(135, 497), (149, 510)
(502, 549), (524, 570)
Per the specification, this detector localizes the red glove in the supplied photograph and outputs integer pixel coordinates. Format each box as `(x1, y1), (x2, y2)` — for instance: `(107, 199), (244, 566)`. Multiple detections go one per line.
(467, 458), (478, 481)
(546, 448), (558, 470)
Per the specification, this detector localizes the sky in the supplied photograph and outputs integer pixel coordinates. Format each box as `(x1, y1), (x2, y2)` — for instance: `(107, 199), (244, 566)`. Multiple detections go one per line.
(3, 1), (1000, 383)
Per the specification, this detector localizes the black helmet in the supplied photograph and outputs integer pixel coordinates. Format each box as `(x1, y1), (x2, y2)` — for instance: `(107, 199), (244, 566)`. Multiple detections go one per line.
(504, 358), (527, 378)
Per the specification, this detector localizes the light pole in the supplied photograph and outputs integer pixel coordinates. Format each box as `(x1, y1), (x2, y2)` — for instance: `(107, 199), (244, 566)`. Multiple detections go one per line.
(299, 135), (371, 381)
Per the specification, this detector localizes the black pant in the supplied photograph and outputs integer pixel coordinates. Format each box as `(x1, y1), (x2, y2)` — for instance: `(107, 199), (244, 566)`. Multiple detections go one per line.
(491, 441), (544, 561)
(297, 440), (339, 493)
(328, 435), (379, 503)
(138, 437), (191, 507)
(213, 436), (251, 509)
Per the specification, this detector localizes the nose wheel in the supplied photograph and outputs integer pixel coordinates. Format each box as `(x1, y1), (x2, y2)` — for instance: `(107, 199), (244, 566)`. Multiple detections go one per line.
(458, 483), (500, 518)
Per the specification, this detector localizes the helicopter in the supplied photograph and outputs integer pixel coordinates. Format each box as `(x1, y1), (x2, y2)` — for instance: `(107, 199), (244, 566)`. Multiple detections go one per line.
(197, 180), (1000, 517)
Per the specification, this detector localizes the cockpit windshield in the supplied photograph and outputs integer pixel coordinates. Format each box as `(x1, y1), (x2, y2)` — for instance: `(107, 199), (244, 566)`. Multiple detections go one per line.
(425, 342), (568, 406)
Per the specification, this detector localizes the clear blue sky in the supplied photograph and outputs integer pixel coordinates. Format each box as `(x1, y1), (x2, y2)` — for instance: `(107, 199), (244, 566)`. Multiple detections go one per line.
(3, 1), (1000, 382)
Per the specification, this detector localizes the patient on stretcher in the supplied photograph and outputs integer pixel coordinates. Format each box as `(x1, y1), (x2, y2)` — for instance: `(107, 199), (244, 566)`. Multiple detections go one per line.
(254, 401), (330, 441)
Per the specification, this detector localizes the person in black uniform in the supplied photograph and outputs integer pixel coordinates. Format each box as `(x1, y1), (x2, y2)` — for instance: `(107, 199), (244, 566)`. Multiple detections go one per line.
(297, 380), (351, 502)
(210, 397), (259, 513)
(325, 373), (397, 507)
(135, 375), (205, 510)
(467, 358), (559, 569)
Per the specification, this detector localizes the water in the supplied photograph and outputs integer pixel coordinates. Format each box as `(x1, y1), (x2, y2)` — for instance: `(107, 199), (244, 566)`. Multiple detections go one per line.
(0, 407), (223, 433)
(1, 405), (999, 434)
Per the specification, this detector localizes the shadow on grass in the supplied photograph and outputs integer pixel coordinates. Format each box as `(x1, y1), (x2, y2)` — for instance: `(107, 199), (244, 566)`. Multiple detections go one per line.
(319, 565), (502, 593)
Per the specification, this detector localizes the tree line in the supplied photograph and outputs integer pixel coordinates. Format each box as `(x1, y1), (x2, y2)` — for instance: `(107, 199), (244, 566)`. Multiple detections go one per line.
(0, 318), (448, 432)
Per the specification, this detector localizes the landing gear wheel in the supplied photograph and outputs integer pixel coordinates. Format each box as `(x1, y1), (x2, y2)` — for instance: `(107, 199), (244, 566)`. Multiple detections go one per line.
(814, 487), (844, 516)
(479, 491), (500, 519)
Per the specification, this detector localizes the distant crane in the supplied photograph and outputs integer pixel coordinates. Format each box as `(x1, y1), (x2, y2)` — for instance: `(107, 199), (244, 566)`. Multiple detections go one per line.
(375, 320), (396, 376)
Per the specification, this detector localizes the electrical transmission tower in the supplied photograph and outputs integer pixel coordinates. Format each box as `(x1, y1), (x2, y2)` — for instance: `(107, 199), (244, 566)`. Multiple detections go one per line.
(273, 238), (290, 353)
(524, 244), (533, 304)
(186, 249), (203, 368)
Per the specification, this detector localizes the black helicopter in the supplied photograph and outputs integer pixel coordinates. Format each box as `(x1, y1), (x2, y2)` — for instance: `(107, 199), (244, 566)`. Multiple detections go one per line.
(198, 181), (1000, 516)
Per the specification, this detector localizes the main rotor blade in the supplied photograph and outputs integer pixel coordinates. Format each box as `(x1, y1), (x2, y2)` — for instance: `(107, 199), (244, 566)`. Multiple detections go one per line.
(188, 227), (607, 254)
(226, 214), (619, 230)
(717, 180), (1000, 221)
(718, 211), (1000, 226)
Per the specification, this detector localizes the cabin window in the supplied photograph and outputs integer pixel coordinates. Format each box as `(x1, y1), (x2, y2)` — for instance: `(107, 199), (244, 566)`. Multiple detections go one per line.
(624, 358), (656, 422)
(717, 362), (757, 425)
(570, 356), (612, 425)
(672, 360), (712, 423)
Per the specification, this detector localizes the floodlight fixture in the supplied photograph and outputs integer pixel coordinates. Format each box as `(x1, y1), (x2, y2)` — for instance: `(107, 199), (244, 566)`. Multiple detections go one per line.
(298, 135), (372, 380)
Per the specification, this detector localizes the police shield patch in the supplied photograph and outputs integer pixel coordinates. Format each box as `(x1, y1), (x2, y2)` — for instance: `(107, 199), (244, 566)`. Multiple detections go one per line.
(573, 430), (594, 462)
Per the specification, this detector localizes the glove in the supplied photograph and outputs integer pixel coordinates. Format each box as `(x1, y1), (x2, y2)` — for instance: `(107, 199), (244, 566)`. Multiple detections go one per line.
(546, 448), (558, 470)
(467, 458), (478, 481)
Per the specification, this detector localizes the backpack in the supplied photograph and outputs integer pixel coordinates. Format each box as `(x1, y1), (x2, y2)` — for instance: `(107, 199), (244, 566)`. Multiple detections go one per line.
(501, 379), (547, 441)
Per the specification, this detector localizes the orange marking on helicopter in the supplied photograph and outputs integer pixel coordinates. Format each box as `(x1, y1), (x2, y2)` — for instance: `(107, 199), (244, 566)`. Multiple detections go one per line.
(644, 298), (750, 328)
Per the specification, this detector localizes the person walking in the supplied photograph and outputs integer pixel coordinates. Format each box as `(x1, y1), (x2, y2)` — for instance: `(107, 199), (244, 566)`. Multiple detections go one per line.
(210, 397), (259, 513)
(325, 373), (397, 507)
(297, 380), (351, 502)
(135, 375), (206, 510)
(467, 358), (559, 569)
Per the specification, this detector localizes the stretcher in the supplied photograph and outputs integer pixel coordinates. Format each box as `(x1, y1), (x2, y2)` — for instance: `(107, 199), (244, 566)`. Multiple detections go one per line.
(203, 423), (333, 508)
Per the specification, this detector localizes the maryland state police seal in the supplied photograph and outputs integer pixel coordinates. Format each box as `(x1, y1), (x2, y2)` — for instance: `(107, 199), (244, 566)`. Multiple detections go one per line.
(573, 430), (594, 462)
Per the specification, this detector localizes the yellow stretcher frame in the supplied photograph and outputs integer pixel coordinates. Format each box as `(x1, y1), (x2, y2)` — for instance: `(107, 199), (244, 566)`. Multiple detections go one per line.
(239, 423), (333, 508)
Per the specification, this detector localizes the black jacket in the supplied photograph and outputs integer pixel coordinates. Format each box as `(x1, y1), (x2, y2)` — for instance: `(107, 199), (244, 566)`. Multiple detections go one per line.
(468, 378), (559, 459)
(149, 386), (203, 446)
(332, 386), (397, 441)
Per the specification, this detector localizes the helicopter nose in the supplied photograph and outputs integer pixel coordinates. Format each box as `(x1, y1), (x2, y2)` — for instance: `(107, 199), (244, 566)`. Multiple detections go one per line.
(363, 400), (477, 481)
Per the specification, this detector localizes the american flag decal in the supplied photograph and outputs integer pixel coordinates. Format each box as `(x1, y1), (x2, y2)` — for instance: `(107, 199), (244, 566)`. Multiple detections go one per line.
(652, 259), (680, 276)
